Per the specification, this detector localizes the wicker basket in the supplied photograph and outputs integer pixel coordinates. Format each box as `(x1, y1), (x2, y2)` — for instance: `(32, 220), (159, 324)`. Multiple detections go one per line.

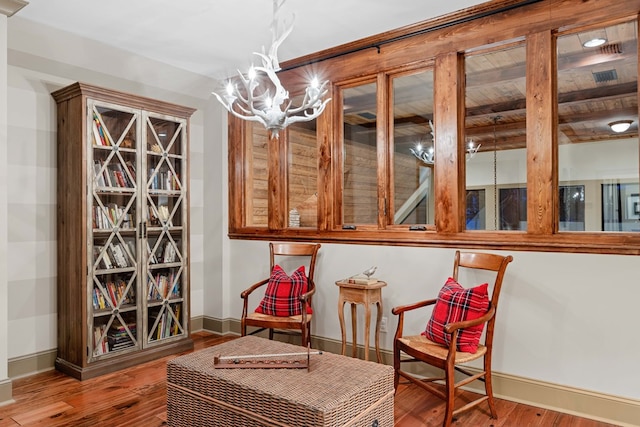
(167, 336), (394, 427)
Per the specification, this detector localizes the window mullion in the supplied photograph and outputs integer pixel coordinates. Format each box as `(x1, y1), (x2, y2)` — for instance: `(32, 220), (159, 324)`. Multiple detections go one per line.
(377, 73), (389, 229)
(434, 52), (466, 233)
(526, 30), (556, 234)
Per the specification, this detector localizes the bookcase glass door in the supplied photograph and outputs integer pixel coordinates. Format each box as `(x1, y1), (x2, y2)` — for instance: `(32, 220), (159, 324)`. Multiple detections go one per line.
(89, 101), (142, 360)
(143, 113), (188, 344)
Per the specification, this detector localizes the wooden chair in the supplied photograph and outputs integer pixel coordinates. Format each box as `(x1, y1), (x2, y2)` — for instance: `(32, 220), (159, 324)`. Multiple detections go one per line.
(241, 242), (321, 347)
(392, 250), (513, 427)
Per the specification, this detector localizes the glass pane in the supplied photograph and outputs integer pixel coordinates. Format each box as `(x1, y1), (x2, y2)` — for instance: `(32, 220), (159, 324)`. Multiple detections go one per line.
(499, 187), (527, 230)
(245, 122), (269, 227)
(144, 114), (187, 343)
(287, 120), (318, 229)
(466, 189), (486, 229)
(465, 42), (527, 230)
(342, 82), (378, 224)
(557, 21), (639, 232)
(392, 70), (434, 225)
(602, 183), (640, 231)
(559, 185), (585, 231)
(89, 103), (140, 358)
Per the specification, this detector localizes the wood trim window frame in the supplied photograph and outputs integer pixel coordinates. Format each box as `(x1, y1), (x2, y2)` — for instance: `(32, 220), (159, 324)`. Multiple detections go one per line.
(227, 0), (640, 255)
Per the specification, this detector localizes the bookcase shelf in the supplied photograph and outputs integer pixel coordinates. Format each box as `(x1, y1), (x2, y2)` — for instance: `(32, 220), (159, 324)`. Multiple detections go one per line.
(53, 82), (195, 380)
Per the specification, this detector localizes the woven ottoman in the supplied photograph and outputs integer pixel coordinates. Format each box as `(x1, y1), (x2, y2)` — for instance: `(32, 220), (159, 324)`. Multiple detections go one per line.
(167, 335), (394, 427)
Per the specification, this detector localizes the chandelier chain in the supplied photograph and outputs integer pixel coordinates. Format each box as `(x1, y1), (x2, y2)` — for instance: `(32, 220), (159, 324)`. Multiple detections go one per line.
(493, 115), (501, 230)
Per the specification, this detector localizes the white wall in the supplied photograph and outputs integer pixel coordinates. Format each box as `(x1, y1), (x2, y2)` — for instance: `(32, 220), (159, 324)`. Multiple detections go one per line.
(4, 16), (219, 360)
(227, 240), (640, 400)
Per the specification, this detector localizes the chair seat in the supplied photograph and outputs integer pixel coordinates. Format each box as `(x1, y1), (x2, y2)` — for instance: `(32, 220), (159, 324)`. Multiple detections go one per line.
(245, 311), (313, 324)
(398, 335), (487, 364)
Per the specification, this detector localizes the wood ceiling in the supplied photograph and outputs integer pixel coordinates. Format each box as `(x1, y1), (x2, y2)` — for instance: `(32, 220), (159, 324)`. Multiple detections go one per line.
(343, 19), (638, 154)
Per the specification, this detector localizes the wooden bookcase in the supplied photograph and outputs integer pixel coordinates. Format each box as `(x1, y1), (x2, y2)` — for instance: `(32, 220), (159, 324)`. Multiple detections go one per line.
(52, 82), (195, 380)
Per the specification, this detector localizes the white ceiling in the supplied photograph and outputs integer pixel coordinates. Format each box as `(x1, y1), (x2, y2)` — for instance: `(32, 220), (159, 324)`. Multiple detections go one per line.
(17, 0), (488, 78)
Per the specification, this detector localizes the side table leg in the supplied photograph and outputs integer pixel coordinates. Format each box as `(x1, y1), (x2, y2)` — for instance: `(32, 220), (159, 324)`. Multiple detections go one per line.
(338, 297), (346, 356)
(364, 302), (371, 361)
(351, 303), (357, 358)
(375, 300), (383, 363)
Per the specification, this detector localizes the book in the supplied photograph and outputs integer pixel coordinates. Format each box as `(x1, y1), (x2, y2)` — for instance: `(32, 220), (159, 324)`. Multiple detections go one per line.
(347, 275), (379, 285)
(93, 162), (106, 188)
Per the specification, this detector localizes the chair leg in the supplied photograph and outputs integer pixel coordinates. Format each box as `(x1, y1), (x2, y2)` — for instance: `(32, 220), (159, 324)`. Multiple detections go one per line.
(241, 319), (246, 337)
(269, 328), (274, 340)
(393, 344), (400, 390)
(485, 359), (498, 419)
(442, 364), (456, 427)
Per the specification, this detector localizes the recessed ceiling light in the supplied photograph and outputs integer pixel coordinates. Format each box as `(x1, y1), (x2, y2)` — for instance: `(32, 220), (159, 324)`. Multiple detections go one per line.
(583, 38), (607, 48)
(608, 120), (633, 133)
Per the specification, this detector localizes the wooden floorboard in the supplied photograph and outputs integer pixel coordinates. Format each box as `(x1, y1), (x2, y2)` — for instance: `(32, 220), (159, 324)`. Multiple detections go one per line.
(0, 332), (616, 426)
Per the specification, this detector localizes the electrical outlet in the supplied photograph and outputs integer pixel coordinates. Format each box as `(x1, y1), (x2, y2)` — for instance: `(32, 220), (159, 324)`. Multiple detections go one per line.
(380, 316), (388, 333)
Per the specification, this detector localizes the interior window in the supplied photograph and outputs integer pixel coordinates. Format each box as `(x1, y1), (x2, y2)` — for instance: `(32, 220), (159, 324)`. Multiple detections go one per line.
(557, 21), (639, 232)
(287, 120), (318, 229)
(341, 82), (378, 225)
(245, 122), (269, 227)
(465, 42), (528, 231)
(391, 70), (435, 226)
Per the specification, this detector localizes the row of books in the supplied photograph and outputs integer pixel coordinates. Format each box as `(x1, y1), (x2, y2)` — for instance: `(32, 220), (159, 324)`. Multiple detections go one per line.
(93, 323), (137, 355)
(161, 241), (178, 263)
(149, 305), (182, 341)
(148, 240), (180, 264)
(93, 279), (135, 310)
(147, 272), (181, 301)
(108, 324), (137, 352)
(148, 204), (174, 227)
(92, 112), (111, 146)
(92, 203), (134, 229)
(94, 242), (135, 270)
(149, 169), (180, 191)
(94, 160), (136, 189)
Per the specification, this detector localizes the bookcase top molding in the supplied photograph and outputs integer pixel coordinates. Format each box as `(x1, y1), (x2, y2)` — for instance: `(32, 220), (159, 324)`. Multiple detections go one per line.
(51, 82), (196, 118)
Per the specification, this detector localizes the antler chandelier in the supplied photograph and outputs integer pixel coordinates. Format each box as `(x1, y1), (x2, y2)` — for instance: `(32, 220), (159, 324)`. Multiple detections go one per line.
(410, 120), (480, 165)
(213, 0), (331, 137)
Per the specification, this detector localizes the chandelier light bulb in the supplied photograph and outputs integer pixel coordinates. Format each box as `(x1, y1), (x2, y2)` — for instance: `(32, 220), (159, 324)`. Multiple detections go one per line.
(248, 66), (257, 81)
(225, 82), (235, 97)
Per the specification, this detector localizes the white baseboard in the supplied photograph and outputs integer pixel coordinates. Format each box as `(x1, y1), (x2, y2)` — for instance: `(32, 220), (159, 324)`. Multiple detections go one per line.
(0, 378), (12, 405)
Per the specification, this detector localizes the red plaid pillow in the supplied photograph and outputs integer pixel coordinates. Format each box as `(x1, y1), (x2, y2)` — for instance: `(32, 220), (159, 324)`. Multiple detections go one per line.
(255, 265), (312, 317)
(423, 277), (489, 353)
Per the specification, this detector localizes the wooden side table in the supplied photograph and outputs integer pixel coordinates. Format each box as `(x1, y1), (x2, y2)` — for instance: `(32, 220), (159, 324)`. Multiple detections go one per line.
(335, 280), (387, 362)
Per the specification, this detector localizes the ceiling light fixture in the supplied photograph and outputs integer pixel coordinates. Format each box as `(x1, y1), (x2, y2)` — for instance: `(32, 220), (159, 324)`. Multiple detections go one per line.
(583, 37), (607, 48)
(213, 0), (331, 138)
(608, 120), (633, 133)
(410, 120), (480, 165)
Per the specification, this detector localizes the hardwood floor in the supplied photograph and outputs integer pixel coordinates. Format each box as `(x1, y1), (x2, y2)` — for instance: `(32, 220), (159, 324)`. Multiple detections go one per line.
(0, 332), (616, 426)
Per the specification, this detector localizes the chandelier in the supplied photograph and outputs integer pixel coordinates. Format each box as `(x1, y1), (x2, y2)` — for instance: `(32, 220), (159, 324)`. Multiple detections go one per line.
(410, 120), (480, 165)
(213, 0), (331, 137)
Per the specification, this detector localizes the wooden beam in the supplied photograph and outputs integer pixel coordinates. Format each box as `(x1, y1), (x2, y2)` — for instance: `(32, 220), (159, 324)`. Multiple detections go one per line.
(526, 30), (556, 234)
(434, 52), (465, 233)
